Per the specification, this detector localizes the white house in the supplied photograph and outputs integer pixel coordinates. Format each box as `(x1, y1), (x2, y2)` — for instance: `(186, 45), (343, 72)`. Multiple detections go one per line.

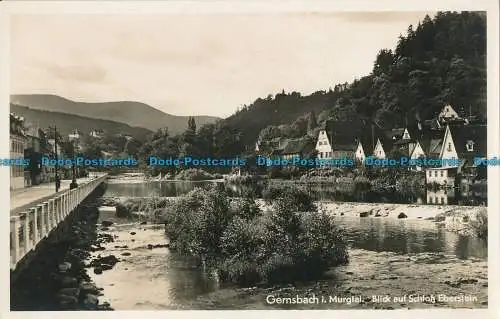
(438, 104), (461, 123)
(354, 142), (366, 163)
(315, 119), (382, 164)
(426, 167), (457, 187)
(90, 129), (104, 138)
(373, 138), (386, 159)
(316, 129), (333, 159)
(408, 141), (426, 171)
(438, 125), (459, 168)
(68, 129), (81, 141)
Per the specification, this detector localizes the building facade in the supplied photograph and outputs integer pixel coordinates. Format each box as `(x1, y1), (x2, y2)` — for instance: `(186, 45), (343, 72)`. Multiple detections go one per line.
(10, 114), (27, 190)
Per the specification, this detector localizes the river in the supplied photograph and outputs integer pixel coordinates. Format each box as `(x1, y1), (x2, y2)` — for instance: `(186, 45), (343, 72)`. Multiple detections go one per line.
(89, 179), (488, 310)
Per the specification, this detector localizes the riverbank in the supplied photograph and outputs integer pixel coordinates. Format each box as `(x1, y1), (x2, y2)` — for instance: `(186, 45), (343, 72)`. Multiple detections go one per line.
(107, 173), (224, 184)
(10, 200), (114, 310)
(186, 248), (487, 310)
(85, 215), (488, 310)
(99, 194), (487, 236)
(258, 200), (486, 235)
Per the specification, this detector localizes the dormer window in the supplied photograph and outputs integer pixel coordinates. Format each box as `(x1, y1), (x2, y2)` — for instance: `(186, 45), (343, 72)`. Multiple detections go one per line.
(466, 140), (474, 152)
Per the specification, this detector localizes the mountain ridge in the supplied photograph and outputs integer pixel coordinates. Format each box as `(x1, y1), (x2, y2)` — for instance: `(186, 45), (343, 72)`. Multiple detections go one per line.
(10, 103), (153, 141)
(10, 94), (221, 135)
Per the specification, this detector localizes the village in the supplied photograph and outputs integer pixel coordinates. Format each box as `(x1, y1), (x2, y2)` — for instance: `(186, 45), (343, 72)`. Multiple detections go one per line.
(9, 113), (115, 191)
(254, 103), (487, 204)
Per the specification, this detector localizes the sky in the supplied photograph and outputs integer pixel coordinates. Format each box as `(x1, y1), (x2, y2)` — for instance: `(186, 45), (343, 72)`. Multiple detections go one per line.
(10, 12), (433, 118)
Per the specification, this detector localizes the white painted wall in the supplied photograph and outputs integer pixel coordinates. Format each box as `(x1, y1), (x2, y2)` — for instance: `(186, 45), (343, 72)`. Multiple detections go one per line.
(439, 126), (459, 168)
(315, 129), (333, 159)
(373, 139), (386, 159)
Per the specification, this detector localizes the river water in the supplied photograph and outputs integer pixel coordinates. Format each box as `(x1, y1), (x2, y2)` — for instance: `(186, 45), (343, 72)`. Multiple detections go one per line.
(91, 180), (488, 310)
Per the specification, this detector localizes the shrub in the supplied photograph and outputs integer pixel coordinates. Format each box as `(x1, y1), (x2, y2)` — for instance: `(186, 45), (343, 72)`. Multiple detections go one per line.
(256, 197), (348, 283)
(263, 184), (316, 212)
(231, 197), (262, 220)
(175, 168), (217, 181)
(470, 209), (487, 240)
(218, 216), (264, 284)
(164, 186), (233, 260)
(164, 184), (349, 286)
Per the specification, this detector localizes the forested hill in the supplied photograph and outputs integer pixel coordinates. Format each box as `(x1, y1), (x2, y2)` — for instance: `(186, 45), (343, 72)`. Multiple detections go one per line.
(223, 11), (486, 146)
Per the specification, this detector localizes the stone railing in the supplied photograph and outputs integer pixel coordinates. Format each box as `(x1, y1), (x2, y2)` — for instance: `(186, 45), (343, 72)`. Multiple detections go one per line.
(10, 173), (108, 270)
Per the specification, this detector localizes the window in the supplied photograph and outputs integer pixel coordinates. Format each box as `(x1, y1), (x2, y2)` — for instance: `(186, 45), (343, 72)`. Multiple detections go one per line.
(428, 171), (431, 177)
(434, 171), (437, 177)
(447, 142), (452, 151)
(440, 171), (443, 177)
(429, 197), (433, 204)
(440, 197), (444, 204)
(466, 140), (474, 152)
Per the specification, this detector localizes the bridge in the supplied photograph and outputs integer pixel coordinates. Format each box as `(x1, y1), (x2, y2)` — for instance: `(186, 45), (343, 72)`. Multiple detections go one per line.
(10, 174), (108, 272)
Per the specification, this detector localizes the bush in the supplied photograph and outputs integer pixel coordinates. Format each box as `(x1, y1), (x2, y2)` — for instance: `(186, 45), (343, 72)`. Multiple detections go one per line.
(470, 209), (487, 239)
(230, 197), (262, 220)
(164, 184), (348, 286)
(262, 184), (316, 212)
(175, 168), (218, 181)
(164, 186), (233, 259)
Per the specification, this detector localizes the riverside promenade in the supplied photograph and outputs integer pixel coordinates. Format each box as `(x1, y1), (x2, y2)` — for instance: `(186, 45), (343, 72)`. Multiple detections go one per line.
(10, 174), (108, 271)
(11, 177), (94, 215)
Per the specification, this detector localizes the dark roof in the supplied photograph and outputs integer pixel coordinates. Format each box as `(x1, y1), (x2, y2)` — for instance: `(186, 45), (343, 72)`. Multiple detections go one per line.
(449, 125), (487, 158)
(423, 119), (441, 130)
(323, 119), (383, 153)
(282, 138), (314, 155)
(384, 128), (406, 141)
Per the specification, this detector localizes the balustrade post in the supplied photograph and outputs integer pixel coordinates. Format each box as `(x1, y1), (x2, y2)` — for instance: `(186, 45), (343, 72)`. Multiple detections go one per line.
(48, 199), (55, 229)
(56, 196), (63, 222)
(20, 212), (30, 253)
(37, 204), (45, 240)
(30, 208), (38, 247)
(68, 191), (72, 211)
(10, 216), (21, 268)
(63, 193), (67, 217)
(43, 202), (50, 236)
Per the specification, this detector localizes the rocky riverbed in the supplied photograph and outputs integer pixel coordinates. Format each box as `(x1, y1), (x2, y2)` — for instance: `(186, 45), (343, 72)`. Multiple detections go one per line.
(82, 204), (487, 310)
(184, 249), (487, 310)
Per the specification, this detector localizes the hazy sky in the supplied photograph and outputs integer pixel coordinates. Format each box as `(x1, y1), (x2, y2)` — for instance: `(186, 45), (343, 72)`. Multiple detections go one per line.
(10, 12), (432, 118)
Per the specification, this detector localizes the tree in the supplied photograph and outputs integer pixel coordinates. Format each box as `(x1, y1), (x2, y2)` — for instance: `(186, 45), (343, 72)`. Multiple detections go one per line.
(307, 111), (317, 132)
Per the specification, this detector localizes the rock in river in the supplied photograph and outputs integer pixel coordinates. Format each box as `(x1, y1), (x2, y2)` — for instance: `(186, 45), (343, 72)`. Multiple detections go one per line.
(101, 221), (114, 227)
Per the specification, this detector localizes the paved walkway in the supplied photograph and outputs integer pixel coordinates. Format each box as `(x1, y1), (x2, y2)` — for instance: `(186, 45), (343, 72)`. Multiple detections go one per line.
(10, 177), (94, 216)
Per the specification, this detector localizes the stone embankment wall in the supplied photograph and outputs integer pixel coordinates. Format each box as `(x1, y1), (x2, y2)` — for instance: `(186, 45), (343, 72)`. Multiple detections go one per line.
(10, 183), (114, 311)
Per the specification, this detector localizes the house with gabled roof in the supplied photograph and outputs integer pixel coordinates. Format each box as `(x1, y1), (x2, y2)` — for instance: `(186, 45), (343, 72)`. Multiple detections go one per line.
(315, 119), (383, 164)
(423, 123), (486, 187)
